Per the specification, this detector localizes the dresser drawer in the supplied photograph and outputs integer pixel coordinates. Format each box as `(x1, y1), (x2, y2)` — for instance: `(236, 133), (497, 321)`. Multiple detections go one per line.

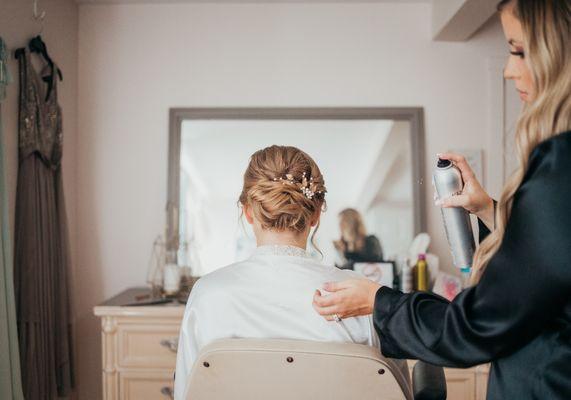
(117, 323), (180, 368)
(119, 371), (175, 400)
(445, 369), (476, 400)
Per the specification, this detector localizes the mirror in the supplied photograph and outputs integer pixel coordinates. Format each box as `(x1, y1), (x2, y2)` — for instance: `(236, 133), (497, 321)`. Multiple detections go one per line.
(168, 108), (425, 276)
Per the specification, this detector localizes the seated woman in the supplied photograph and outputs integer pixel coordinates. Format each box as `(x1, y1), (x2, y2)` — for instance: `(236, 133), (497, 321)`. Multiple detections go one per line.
(334, 208), (384, 270)
(174, 145), (408, 399)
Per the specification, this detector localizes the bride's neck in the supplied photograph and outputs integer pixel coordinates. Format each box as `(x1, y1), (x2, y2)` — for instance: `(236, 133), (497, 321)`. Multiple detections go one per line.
(255, 229), (309, 249)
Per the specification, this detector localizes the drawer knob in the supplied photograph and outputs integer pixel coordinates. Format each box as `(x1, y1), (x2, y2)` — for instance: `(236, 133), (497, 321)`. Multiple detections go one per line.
(160, 386), (174, 399)
(160, 338), (179, 353)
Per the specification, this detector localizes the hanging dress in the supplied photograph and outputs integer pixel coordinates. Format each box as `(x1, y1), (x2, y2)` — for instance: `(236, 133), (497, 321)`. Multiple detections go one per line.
(14, 48), (74, 399)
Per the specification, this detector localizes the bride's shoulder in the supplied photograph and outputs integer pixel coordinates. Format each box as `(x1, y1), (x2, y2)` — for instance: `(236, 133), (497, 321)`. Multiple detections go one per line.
(189, 260), (250, 294)
(313, 262), (363, 280)
(196, 260), (248, 283)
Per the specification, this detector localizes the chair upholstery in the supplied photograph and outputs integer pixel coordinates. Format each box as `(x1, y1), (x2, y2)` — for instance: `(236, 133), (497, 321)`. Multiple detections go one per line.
(184, 338), (413, 400)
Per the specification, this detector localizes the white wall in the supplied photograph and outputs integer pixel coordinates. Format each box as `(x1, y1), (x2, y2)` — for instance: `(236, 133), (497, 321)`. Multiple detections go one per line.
(76, 3), (507, 398)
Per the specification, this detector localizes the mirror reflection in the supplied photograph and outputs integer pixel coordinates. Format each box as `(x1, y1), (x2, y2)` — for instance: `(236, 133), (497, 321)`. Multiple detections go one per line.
(178, 118), (417, 276)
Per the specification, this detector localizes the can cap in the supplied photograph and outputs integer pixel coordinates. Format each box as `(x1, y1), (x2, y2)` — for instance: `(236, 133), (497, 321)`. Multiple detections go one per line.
(437, 158), (451, 168)
(418, 254), (426, 261)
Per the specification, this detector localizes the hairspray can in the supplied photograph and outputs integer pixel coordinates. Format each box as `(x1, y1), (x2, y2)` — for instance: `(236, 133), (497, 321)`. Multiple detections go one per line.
(433, 159), (475, 275)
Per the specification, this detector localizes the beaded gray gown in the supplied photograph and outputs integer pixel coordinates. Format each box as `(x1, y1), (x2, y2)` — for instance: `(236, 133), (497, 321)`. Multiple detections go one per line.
(14, 48), (74, 399)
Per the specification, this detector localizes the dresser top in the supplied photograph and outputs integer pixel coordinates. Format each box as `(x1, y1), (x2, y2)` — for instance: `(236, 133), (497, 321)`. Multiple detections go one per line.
(93, 287), (185, 317)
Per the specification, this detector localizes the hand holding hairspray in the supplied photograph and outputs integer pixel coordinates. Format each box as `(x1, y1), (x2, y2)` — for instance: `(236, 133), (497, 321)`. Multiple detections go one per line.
(433, 158), (476, 282)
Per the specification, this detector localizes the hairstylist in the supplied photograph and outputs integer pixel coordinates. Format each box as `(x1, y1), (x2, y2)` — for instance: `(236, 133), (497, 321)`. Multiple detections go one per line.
(313, 1), (571, 399)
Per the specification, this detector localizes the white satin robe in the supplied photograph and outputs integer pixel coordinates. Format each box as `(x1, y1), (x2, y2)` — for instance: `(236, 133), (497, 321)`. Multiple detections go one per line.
(174, 245), (410, 399)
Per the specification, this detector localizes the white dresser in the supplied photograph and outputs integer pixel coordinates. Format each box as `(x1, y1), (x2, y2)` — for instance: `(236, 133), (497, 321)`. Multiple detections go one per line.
(94, 289), (185, 400)
(94, 288), (489, 400)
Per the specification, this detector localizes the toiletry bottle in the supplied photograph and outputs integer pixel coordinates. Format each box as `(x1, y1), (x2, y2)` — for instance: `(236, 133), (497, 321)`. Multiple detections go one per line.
(414, 254), (428, 291)
(401, 259), (413, 293)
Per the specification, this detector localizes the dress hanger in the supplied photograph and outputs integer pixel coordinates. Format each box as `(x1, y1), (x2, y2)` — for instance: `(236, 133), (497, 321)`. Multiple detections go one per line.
(14, 1), (64, 101)
(32, 0), (46, 26)
(31, 1), (63, 80)
(29, 36), (63, 81)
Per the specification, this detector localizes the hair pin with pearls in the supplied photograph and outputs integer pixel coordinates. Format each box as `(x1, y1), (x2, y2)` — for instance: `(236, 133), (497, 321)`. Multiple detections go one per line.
(273, 172), (325, 200)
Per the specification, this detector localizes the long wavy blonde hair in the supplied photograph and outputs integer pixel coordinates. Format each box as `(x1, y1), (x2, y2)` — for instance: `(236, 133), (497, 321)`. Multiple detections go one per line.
(472, 0), (571, 283)
(338, 208), (368, 252)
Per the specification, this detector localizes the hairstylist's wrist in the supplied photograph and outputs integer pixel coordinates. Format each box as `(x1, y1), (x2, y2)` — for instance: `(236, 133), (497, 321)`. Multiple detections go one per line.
(367, 281), (382, 314)
(477, 196), (495, 231)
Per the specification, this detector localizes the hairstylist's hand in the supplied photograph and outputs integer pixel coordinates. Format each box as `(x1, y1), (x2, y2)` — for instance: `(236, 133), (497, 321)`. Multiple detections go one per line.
(312, 279), (381, 320)
(436, 152), (495, 229)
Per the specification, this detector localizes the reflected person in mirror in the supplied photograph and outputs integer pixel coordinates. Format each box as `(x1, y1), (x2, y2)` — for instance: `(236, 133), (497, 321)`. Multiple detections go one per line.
(334, 208), (383, 270)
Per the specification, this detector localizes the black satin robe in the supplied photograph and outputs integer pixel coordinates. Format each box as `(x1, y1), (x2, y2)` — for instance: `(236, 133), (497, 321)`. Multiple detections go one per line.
(373, 131), (571, 399)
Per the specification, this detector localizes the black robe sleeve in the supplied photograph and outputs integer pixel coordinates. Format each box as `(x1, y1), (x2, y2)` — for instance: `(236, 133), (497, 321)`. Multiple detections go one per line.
(373, 133), (571, 369)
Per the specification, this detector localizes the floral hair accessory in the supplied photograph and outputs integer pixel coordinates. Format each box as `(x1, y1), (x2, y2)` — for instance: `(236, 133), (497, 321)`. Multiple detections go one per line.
(272, 172), (326, 200)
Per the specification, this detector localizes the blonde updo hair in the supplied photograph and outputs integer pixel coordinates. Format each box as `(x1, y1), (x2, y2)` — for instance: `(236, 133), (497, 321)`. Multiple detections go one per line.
(238, 145), (327, 247)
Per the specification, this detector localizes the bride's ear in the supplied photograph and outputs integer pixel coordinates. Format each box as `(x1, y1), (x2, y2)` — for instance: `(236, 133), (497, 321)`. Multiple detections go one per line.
(243, 204), (254, 225)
